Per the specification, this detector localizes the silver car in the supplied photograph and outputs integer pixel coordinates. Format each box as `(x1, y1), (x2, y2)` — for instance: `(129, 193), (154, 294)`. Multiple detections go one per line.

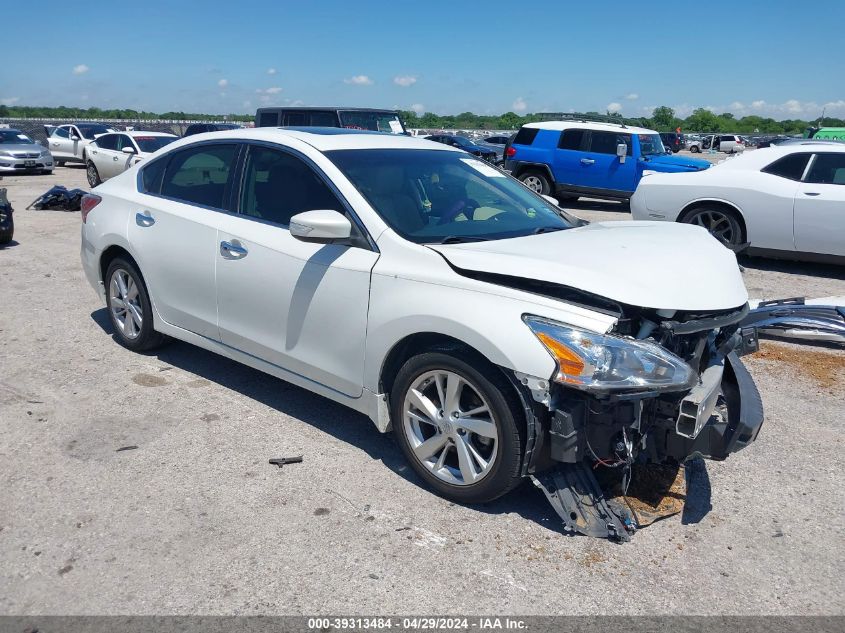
(0, 129), (54, 174)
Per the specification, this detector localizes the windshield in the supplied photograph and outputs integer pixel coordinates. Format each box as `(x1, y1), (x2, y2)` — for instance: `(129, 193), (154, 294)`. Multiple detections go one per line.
(0, 131), (35, 144)
(639, 133), (667, 156)
(327, 149), (581, 244)
(78, 124), (112, 139)
(339, 111), (406, 135)
(133, 136), (177, 153)
(452, 136), (476, 147)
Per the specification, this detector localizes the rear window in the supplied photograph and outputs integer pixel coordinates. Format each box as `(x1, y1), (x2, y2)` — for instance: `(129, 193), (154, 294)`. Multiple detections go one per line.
(512, 127), (539, 146)
(762, 153), (812, 181)
(806, 153), (845, 185)
(258, 112), (278, 127)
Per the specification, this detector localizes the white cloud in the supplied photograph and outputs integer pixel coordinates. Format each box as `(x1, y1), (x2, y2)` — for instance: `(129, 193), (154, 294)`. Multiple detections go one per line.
(624, 93), (639, 101)
(344, 75), (374, 86)
(0, 97), (20, 106)
(255, 87), (283, 96)
(606, 102), (622, 113)
(784, 99), (804, 114)
(512, 97), (527, 112)
(751, 100), (766, 109)
(410, 103), (425, 115)
(394, 75), (417, 87)
(267, 68), (277, 75)
(72, 64), (89, 75)
(218, 79), (228, 88)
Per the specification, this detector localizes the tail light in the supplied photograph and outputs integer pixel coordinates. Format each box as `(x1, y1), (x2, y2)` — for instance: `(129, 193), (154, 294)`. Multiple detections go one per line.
(80, 194), (102, 224)
(505, 146), (517, 157)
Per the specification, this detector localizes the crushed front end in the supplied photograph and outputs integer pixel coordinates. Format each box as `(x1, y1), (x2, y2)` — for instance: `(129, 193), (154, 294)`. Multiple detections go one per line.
(516, 303), (764, 542)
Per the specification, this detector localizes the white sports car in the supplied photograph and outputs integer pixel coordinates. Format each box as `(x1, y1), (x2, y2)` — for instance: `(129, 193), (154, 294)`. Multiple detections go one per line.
(630, 144), (845, 260)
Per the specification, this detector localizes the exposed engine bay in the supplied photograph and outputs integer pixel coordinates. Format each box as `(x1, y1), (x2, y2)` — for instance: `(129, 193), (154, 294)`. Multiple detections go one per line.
(511, 299), (764, 542)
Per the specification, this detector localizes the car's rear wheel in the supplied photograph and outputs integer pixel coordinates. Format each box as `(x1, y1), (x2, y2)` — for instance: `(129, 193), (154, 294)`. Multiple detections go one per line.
(681, 206), (744, 248)
(56, 160), (65, 167)
(690, 145), (700, 153)
(518, 171), (551, 195)
(105, 258), (165, 352)
(86, 161), (101, 187)
(391, 351), (523, 504)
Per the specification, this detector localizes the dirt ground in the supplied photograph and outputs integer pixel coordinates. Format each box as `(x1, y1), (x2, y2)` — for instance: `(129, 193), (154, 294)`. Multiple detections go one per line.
(0, 165), (843, 616)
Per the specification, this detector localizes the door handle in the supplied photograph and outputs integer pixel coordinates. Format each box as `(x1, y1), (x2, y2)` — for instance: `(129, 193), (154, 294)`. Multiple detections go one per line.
(580, 158), (595, 165)
(113, 156), (119, 161)
(803, 192), (821, 196)
(135, 212), (155, 227)
(220, 240), (248, 259)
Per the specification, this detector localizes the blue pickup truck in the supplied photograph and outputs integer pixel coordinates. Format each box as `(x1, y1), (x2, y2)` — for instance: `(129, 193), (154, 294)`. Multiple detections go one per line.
(505, 121), (711, 201)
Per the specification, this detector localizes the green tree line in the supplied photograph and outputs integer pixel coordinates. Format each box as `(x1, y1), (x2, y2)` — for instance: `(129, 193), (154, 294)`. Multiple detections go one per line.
(1, 104), (840, 135)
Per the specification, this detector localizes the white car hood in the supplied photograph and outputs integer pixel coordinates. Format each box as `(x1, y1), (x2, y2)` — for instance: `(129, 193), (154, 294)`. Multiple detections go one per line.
(428, 221), (748, 312)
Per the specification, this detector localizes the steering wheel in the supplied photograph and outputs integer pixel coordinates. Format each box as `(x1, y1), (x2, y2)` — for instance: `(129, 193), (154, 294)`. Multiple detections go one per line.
(437, 198), (480, 225)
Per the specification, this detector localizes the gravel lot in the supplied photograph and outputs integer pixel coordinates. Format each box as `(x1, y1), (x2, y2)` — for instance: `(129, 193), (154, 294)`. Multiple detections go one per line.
(1, 166), (843, 616)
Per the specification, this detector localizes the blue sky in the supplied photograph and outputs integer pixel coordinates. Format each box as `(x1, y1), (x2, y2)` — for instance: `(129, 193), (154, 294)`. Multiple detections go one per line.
(2, 0), (843, 119)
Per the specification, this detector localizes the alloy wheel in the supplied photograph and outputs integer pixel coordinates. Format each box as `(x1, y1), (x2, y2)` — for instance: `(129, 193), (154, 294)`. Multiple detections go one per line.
(87, 162), (100, 187)
(109, 269), (143, 339)
(690, 210), (739, 245)
(402, 370), (498, 486)
(522, 175), (544, 193)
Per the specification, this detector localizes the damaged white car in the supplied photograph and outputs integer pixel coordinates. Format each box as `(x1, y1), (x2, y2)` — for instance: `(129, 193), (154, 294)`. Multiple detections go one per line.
(80, 128), (763, 540)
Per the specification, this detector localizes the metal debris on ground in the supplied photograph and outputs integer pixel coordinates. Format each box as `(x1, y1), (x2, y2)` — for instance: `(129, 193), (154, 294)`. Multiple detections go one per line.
(27, 185), (88, 211)
(115, 445), (139, 452)
(742, 297), (845, 346)
(268, 455), (303, 469)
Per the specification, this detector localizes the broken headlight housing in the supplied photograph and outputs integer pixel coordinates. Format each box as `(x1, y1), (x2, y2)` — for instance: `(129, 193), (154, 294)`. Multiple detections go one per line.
(524, 315), (696, 393)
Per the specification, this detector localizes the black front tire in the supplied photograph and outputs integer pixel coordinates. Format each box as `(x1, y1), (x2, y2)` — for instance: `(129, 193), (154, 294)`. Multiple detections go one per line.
(104, 258), (165, 352)
(86, 161), (101, 187)
(390, 351), (524, 504)
(690, 145), (700, 153)
(56, 160), (65, 167)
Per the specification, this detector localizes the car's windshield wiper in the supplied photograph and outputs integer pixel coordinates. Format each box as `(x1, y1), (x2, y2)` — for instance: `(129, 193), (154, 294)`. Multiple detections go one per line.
(532, 226), (565, 234)
(437, 235), (489, 244)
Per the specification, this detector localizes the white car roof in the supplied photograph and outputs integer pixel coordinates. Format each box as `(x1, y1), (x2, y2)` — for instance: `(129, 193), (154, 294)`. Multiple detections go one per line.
(713, 143), (845, 171)
(523, 120), (658, 135)
(126, 130), (178, 138)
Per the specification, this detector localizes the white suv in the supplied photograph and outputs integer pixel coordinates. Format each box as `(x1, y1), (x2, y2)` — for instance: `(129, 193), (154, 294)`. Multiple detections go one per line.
(80, 128), (763, 539)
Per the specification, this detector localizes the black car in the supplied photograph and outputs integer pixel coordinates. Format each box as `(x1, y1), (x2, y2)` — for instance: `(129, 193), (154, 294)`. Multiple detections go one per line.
(483, 135), (512, 145)
(425, 135), (498, 162)
(183, 123), (241, 137)
(659, 132), (685, 153)
(255, 107), (407, 134)
(0, 188), (13, 245)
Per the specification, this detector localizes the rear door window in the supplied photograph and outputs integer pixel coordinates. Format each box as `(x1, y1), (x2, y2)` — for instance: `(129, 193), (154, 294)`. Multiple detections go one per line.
(238, 145), (345, 227)
(160, 144), (238, 209)
(94, 134), (119, 151)
(761, 153), (812, 181)
(557, 129), (586, 150)
(53, 126), (70, 139)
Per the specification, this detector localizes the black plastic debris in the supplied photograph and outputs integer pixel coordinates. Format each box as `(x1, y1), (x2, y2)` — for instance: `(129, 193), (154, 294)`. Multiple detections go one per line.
(27, 185), (88, 211)
(742, 297), (845, 346)
(0, 188), (13, 245)
(269, 455), (303, 469)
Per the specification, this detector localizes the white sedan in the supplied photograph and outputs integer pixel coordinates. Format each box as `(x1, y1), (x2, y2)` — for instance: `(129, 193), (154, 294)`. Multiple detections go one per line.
(630, 144), (845, 259)
(86, 131), (178, 186)
(78, 128), (763, 537)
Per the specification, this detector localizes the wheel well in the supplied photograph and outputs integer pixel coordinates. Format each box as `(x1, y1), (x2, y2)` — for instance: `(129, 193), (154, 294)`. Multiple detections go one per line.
(380, 333), (502, 397)
(99, 245), (137, 285)
(680, 200), (747, 243)
(513, 162), (554, 184)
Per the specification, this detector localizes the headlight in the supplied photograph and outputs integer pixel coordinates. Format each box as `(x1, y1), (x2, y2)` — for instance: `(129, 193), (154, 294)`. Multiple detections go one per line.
(524, 316), (695, 392)
(0, 151), (12, 157)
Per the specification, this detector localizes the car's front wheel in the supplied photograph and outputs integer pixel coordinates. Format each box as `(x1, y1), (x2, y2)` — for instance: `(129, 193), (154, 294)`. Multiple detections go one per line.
(391, 351), (524, 504)
(518, 170), (551, 195)
(681, 206), (744, 249)
(105, 258), (165, 352)
(86, 161), (101, 187)
(690, 145), (700, 153)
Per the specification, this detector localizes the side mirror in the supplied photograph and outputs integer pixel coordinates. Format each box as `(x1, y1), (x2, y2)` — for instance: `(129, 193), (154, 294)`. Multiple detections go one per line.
(289, 210), (352, 243)
(70, 133), (81, 141)
(122, 146), (136, 154)
(616, 143), (628, 163)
